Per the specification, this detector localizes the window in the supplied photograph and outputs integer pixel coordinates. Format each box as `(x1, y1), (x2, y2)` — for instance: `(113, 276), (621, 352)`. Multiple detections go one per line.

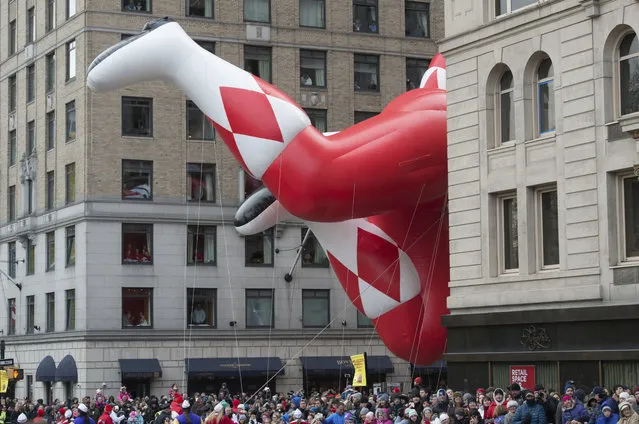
(244, 0), (270, 23)
(187, 288), (216, 327)
(196, 41), (215, 53)
(536, 58), (555, 135)
(46, 52), (56, 93)
(26, 375), (33, 400)
(67, 0), (76, 18)
(496, 70), (515, 145)
(66, 101), (76, 141)
(301, 227), (329, 267)
(122, 0), (151, 12)
(497, 194), (518, 272)
(186, 101), (215, 140)
(66, 40), (76, 80)
(354, 111), (378, 123)
(26, 239), (35, 275)
(65, 163), (75, 204)
(122, 288), (153, 328)
(537, 188), (559, 268)
(7, 298), (16, 335)
(122, 160), (153, 200)
(8, 75), (16, 112)
(65, 289), (75, 330)
(9, 20), (16, 56)
(46, 293), (55, 332)
(122, 97), (153, 137)
(302, 289), (330, 327)
(47, 0), (57, 32)
(26, 65), (36, 104)
(405, 1), (429, 38)
(187, 0), (213, 18)
(245, 289), (274, 328)
(46, 171), (55, 211)
(187, 225), (217, 265)
(357, 310), (373, 328)
(26, 296), (35, 334)
(47, 112), (56, 150)
(619, 33), (639, 116)
(300, 0), (325, 28)
(46, 232), (56, 271)
(300, 50), (326, 88)
(122, 224), (153, 264)
(245, 228), (274, 266)
(27, 7), (35, 43)
(9, 131), (16, 167)
(621, 175), (639, 261)
(353, 0), (378, 33)
(27, 179), (34, 215)
(496, 0), (535, 16)
(8, 186), (16, 222)
(186, 163), (216, 202)
(65, 226), (75, 267)
(406, 57), (430, 91)
(304, 109), (327, 133)
(354, 54), (379, 92)
(27, 121), (35, 154)
(8, 242), (16, 279)
(244, 46), (272, 83)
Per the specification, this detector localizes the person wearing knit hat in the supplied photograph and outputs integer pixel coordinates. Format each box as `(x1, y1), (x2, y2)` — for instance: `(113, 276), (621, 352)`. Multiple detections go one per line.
(439, 413), (450, 424)
(618, 402), (638, 424)
(97, 405), (113, 424)
(176, 399), (201, 424)
(75, 404), (96, 424)
(502, 402), (518, 424)
(17, 414), (28, 424)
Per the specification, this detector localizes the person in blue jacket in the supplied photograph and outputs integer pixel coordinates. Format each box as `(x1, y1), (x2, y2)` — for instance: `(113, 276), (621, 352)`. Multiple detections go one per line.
(513, 392), (547, 424)
(596, 406), (619, 424)
(74, 405), (96, 424)
(590, 388), (619, 424)
(326, 403), (346, 424)
(561, 396), (589, 424)
(176, 400), (202, 424)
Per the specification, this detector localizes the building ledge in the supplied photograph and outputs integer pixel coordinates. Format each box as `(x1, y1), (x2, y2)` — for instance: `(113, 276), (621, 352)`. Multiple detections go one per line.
(618, 113), (639, 139)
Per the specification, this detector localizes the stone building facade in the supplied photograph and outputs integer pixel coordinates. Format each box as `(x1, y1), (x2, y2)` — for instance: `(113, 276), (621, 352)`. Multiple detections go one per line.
(0, 0), (442, 401)
(440, 0), (639, 391)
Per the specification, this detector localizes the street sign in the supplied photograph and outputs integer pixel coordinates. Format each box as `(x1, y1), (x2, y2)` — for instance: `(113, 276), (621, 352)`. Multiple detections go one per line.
(0, 359), (14, 367)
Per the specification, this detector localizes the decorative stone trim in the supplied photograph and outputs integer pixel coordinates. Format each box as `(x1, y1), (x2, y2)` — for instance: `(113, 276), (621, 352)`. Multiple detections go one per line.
(619, 113), (639, 139)
(578, 0), (600, 18)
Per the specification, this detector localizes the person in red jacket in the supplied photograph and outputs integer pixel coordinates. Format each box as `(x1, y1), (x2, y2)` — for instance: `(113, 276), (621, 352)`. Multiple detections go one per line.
(98, 405), (114, 424)
(486, 389), (508, 421)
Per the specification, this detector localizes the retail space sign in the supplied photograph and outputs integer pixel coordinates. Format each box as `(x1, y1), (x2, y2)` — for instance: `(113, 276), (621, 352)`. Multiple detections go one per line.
(0, 370), (7, 393)
(351, 354), (367, 387)
(510, 365), (535, 391)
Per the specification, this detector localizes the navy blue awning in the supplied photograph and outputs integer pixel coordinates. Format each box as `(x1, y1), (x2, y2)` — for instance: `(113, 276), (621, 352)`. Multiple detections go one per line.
(300, 356), (394, 376)
(412, 360), (447, 374)
(119, 359), (162, 379)
(55, 355), (78, 382)
(36, 355), (56, 382)
(185, 357), (285, 377)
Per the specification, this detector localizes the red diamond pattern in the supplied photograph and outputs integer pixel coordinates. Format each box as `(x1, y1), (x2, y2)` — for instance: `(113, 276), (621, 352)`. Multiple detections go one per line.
(356, 228), (401, 303)
(211, 121), (252, 175)
(327, 252), (364, 313)
(219, 87), (284, 142)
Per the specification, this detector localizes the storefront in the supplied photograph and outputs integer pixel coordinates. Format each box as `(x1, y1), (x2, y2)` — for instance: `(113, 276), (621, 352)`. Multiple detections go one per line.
(185, 357), (284, 394)
(120, 359), (162, 398)
(442, 305), (639, 392)
(411, 360), (447, 391)
(35, 355), (57, 404)
(299, 356), (393, 393)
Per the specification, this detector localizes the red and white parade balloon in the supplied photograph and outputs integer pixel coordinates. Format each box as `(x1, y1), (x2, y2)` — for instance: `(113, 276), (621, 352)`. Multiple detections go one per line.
(87, 18), (449, 366)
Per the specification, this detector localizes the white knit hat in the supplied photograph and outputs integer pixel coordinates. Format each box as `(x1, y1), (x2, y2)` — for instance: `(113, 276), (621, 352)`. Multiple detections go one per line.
(214, 404), (223, 413)
(65, 410), (73, 419)
(78, 404), (88, 413)
(294, 410), (303, 419)
(17, 414), (27, 423)
(182, 400), (190, 409)
(507, 401), (518, 409)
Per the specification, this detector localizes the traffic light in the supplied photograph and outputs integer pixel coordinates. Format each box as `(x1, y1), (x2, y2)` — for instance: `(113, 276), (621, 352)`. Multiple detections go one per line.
(12, 368), (23, 381)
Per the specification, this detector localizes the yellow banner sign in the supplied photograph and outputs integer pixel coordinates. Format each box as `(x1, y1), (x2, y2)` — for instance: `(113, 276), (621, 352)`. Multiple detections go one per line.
(0, 371), (8, 393)
(350, 354), (367, 387)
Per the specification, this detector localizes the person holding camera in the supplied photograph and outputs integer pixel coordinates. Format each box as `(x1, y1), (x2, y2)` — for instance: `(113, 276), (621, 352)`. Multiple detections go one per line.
(512, 393), (547, 424)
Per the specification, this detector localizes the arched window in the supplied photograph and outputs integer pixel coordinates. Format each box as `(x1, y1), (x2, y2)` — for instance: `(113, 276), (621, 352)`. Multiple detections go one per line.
(536, 58), (555, 135)
(496, 70), (515, 145)
(619, 32), (639, 116)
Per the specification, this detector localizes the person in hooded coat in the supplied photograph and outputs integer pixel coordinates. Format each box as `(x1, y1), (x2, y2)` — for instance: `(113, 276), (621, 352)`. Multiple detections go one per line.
(487, 390), (508, 420)
(435, 391), (451, 416)
(596, 407), (618, 424)
(561, 396), (589, 424)
(618, 403), (638, 424)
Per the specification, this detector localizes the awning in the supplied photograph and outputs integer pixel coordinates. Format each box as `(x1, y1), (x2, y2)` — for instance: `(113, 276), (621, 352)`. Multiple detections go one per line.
(300, 356), (394, 376)
(119, 359), (162, 379)
(55, 354), (78, 382)
(186, 357), (285, 377)
(412, 360), (447, 374)
(35, 356), (56, 382)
